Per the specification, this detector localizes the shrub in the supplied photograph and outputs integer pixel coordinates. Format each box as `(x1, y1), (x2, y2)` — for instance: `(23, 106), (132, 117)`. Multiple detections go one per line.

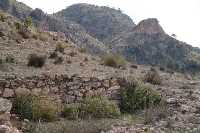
(54, 56), (64, 64)
(38, 32), (49, 41)
(0, 13), (6, 22)
(12, 94), (60, 122)
(62, 96), (120, 120)
(144, 70), (162, 85)
(80, 96), (121, 119)
(49, 51), (58, 59)
(79, 47), (86, 53)
(56, 42), (66, 53)
(27, 54), (46, 68)
(102, 54), (126, 68)
(24, 17), (32, 28)
(5, 55), (15, 63)
(120, 80), (161, 113)
(62, 104), (80, 120)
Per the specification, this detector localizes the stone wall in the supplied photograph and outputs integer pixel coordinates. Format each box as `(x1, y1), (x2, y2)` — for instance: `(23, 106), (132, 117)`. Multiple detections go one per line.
(0, 75), (122, 103)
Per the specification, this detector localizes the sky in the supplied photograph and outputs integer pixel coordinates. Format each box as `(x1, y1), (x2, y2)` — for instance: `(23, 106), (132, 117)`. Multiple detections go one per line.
(18, 0), (200, 48)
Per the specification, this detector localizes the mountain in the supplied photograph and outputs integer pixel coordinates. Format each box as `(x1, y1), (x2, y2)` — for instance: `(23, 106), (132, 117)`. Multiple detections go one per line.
(29, 8), (107, 55)
(0, 0), (32, 19)
(0, 1), (200, 72)
(55, 3), (136, 43)
(110, 18), (200, 72)
(0, 1), (106, 55)
(55, 5), (200, 72)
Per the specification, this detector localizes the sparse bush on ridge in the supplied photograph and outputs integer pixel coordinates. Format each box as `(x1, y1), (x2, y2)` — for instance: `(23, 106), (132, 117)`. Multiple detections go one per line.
(102, 54), (126, 68)
(27, 54), (46, 68)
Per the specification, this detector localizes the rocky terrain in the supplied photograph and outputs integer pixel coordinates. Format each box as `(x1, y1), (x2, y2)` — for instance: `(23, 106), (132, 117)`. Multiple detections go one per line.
(0, 0), (200, 133)
(0, 0), (200, 72)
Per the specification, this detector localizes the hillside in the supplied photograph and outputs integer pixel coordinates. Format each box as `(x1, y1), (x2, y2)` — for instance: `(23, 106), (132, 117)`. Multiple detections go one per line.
(0, 1), (200, 72)
(0, 0), (32, 19)
(0, 4), (200, 133)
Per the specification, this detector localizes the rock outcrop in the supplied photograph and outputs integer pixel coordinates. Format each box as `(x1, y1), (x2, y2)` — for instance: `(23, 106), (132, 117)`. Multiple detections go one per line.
(133, 18), (165, 35)
(0, 98), (20, 133)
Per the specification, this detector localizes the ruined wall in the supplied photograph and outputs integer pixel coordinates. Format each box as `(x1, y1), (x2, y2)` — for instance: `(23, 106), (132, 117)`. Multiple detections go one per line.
(0, 74), (121, 103)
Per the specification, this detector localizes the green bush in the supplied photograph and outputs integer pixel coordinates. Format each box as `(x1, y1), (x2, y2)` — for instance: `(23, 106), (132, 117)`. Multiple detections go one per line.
(62, 96), (120, 120)
(102, 54), (126, 68)
(80, 96), (121, 119)
(144, 70), (162, 85)
(120, 80), (161, 113)
(13, 94), (59, 122)
(24, 17), (32, 28)
(62, 104), (80, 120)
(27, 54), (46, 68)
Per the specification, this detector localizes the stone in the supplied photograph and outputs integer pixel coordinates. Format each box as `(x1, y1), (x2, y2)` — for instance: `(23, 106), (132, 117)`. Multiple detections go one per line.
(62, 95), (75, 104)
(108, 86), (120, 91)
(31, 88), (41, 96)
(0, 98), (12, 114)
(15, 88), (30, 96)
(2, 89), (14, 98)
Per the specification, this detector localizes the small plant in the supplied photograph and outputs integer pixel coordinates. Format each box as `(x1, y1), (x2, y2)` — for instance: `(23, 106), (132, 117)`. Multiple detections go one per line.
(62, 96), (120, 120)
(12, 94), (60, 122)
(120, 79), (161, 113)
(27, 54), (46, 68)
(56, 42), (66, 53)
(144, 69), (162, 85)
(79, 47), (86, 53)
(5, 55), (15, 63)
(24, 17), (32, 28)
(102, 54), (126, 68)
(0, 13), (6, 22)
(54, 56), (64, 64)
(80, 96), (121, 119)
(49, 51), (58, 59)
(62, 104), (80, 120)
(38, 33), (49, 41)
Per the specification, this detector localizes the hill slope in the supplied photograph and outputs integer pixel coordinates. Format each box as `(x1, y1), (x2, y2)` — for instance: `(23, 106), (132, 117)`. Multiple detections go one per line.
(0, 1), (200, 72)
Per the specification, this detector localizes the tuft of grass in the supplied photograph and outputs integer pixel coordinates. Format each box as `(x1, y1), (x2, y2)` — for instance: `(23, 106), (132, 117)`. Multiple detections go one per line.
(62, 96), (120, 120)
(80, 96), (121, 119)
(144, 69), (162, 85)
(12, 94), (60, 122)
(62, 104), (80, 120)
(56, 42), (66, 53)
(102, 54), (126, 68)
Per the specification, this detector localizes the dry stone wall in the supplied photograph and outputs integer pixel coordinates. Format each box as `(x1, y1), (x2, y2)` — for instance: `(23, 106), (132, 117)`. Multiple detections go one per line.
(0, 74), (122, 103)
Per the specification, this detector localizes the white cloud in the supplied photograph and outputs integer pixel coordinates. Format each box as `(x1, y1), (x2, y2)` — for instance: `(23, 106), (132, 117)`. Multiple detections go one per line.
(17, 0), (200, 47)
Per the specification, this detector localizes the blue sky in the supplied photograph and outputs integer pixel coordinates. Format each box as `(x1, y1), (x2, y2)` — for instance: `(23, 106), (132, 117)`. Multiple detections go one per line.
(18, 0), (200, 47)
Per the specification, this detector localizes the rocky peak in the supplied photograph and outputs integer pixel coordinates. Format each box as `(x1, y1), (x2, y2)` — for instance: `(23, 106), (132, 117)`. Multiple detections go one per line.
(133, 18), (165, 35)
